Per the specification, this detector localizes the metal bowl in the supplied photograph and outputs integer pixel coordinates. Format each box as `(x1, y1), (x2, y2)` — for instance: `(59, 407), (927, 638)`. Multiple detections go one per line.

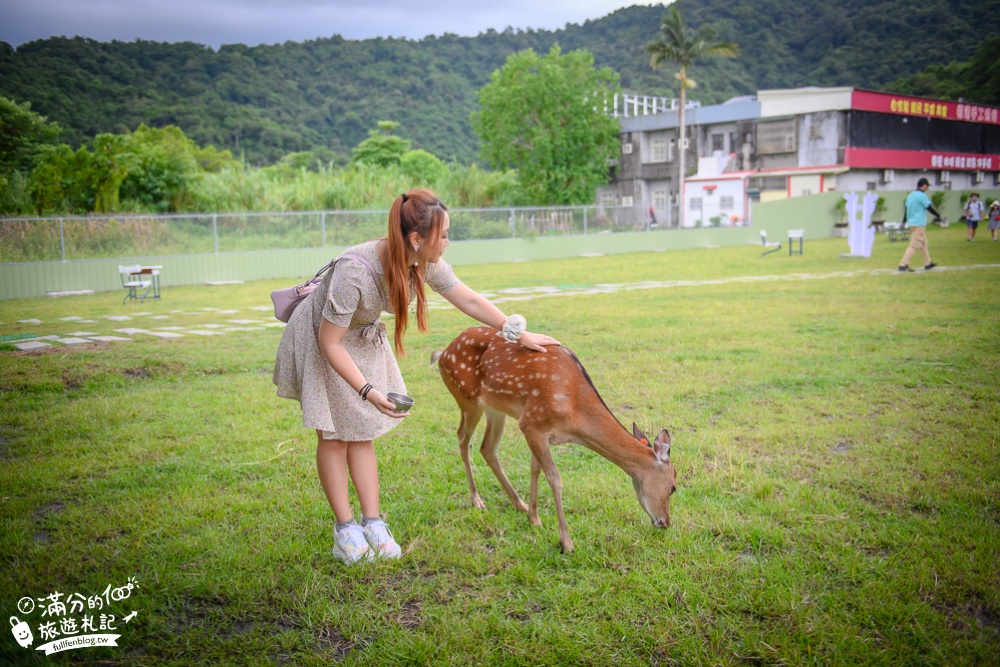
(386, 392), (414, 412)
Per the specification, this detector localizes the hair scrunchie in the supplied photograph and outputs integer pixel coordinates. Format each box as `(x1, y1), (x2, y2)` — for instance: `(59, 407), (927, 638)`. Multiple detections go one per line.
(400, 193), (408, 203)
(498, 314), (526, 343)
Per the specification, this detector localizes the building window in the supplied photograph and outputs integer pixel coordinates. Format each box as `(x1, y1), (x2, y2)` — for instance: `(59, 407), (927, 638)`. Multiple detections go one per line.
(757, 119), (797, 154)
(650, 135), (667, 163)
(652, 189), (668, 210)
(749, 176), (787, 191)
(600, 191), (617, 209)
(689, 197), (703, 211)
(866, 182), (877, 191)
(720, 196), (735, 210)
(667, 138), (675, 162)
(711, 133), (724, 152)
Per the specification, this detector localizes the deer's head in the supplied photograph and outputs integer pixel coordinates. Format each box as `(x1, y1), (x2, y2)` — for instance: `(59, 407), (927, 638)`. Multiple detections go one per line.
(630, 424), (676, 529)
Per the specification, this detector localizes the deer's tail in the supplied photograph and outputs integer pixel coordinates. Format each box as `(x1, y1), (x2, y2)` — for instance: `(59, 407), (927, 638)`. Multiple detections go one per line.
(430, 350), (444, 366)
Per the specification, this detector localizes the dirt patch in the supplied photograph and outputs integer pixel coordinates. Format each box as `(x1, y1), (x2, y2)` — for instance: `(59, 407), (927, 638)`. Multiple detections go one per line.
(395, 599), (422, 629)
(313, 625), (372, 661)
(832, 440), (852, 454)
(33, 501), (65, 520)
(975, 605), (1000, 635)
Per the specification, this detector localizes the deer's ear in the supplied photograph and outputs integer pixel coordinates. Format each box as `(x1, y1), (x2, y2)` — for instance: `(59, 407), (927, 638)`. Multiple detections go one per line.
(632, 423), (649, 445)
(653, 429), (671, 462)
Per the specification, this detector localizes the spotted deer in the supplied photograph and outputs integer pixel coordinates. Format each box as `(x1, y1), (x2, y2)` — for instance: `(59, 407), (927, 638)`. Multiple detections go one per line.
(432, 326), (676, 553)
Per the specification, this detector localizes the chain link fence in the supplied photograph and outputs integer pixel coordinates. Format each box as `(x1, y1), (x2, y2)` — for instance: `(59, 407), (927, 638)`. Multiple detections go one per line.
(0, 205), (670, 264)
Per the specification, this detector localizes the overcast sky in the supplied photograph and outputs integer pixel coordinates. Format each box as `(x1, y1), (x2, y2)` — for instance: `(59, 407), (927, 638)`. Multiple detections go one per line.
(0, 1), (667, 49)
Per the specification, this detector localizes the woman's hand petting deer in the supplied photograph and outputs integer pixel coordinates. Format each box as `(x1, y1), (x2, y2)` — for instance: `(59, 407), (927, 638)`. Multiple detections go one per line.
(273, 188), (559, 564)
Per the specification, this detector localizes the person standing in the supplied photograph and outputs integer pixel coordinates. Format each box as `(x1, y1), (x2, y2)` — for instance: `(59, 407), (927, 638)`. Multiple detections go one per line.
(273, 188), (560, 564)
(964, 192), (985, 241)
(898, 177), (941, 272)
(988, 200), (1000, 242)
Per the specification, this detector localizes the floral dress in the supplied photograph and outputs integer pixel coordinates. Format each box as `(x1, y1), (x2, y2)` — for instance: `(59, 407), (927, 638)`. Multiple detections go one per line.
(273, 240), (458, 441)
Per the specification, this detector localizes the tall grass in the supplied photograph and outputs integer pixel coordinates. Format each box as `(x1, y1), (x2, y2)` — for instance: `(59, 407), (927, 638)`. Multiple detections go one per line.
(186, 162), (518, 214)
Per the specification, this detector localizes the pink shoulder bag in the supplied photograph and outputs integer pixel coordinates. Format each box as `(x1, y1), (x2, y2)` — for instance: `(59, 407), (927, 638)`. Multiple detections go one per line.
(270, 253), (384, 323)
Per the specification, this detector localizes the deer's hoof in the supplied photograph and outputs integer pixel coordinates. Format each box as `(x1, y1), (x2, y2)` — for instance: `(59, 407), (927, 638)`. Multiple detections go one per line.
(471, 496), (486, 509)
(560, 541), (575, 554)
(514, 500), (529, 513)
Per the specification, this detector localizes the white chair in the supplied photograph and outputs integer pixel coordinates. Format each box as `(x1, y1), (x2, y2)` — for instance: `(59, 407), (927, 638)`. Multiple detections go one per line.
(787, 229), (804, 255)
(119, 265), (151, 304)
(760, 230), (781, 257)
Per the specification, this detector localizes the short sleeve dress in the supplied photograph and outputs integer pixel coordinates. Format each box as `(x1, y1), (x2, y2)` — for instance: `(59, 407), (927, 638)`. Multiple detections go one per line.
(273, 240), (459, 441)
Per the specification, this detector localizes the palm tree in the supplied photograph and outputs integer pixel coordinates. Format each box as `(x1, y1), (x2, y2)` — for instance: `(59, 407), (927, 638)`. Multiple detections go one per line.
(647, 7), (738, 227)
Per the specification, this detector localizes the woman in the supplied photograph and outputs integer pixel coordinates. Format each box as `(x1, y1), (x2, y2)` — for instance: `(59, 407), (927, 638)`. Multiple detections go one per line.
(988, 200), (1000, 242)
(273, 189), (560, 563)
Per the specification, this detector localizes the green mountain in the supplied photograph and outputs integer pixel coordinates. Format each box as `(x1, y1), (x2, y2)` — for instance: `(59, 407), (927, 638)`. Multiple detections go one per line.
(1, 0), (995, 166)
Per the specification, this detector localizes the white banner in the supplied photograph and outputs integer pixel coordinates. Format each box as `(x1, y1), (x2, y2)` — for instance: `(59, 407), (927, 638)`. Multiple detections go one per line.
(35, 634), (120, 655)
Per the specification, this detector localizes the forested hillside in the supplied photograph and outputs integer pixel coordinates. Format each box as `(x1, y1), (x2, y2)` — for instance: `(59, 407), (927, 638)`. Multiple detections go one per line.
(1, 0), (996, 166)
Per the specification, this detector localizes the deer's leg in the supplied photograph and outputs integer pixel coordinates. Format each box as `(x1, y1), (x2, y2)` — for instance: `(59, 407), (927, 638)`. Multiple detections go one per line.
(481, 409), (529, 513)
(458, 405), (485, 509)
(523, 429), (574, 553)
(528, 453), (542, 526)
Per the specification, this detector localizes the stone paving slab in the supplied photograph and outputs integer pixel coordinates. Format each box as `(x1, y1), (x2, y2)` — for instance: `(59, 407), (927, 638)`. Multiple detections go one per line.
(114, 328), (151, 335)
(89, 336), (132, 342)
(17, 319), (42, 324)
(13, 341), (52, 350)
(67, 331), (100, 337)
(105, 315), (133, 321)
(143, 331), (184, 339)
(185, 330), (224, 336)
(54, 337), (94, 345)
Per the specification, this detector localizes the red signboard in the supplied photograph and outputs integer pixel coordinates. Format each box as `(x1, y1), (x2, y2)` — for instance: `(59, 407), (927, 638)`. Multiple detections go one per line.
(844, 147), (998, 171)
(852, 89), (1000, 125)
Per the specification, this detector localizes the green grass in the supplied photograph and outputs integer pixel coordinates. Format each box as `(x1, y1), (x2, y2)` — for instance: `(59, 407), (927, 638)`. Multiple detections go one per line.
(1, 225), (998, 665)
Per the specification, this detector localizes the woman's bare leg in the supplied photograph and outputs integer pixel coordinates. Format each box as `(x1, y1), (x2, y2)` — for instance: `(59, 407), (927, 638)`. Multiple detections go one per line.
(316, 432), (381, 522)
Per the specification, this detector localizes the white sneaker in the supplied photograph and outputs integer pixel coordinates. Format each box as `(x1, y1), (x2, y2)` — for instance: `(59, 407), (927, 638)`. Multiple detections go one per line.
(332, 523), (374, 564)
(362, 519), (402, 559)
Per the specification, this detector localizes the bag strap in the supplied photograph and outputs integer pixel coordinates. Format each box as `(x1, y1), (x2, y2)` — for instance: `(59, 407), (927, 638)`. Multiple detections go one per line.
(340, 252), (387, 308)
(304, 251), (387, 307)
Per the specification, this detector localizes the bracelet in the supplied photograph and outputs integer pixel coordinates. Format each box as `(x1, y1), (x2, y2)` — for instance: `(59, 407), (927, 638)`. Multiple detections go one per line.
(498, 314), (526, 343)
(359, 383), (373, 401)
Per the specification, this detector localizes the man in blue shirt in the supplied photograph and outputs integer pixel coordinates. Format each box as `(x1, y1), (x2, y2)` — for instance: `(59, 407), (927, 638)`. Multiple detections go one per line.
(899, 178), (940, 272)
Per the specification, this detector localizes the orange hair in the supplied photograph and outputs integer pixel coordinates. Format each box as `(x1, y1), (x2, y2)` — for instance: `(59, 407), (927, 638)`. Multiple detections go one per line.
(384, 188), (447, 356)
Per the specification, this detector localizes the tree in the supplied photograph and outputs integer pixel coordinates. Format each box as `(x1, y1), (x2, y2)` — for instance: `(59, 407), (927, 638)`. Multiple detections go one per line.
(471, 44), (621, 206)
(351, 121), (411, 167)
(647, 7), (737, 227)
(0, 96), (62, 175)
(400, 149), (447, 186)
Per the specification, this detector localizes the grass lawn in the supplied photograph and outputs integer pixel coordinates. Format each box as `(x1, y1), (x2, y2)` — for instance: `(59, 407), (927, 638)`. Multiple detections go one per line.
(1, 225), (998, 666)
